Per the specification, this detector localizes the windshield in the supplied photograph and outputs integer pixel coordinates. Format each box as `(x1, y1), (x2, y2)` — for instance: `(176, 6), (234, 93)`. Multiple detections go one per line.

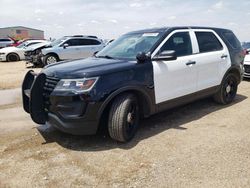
(97, 32), (163, 60)
(16, 42), (29, 48)
(50, 37), (68, 47)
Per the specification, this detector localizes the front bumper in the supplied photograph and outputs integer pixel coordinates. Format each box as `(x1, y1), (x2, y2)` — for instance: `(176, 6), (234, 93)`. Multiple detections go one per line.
(243, 63), (250, 78)
(25, 54), (43, 65)
(0, 54), (6, 61)
(22, 71), (100, 135)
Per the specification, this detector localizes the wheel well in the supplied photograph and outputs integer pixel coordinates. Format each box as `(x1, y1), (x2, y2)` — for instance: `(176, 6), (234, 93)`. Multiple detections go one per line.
(7, 52), (20, 60)
(98, 90), (152, 132)
(227, 68), (241, 84)
(46, 53), (59, 60)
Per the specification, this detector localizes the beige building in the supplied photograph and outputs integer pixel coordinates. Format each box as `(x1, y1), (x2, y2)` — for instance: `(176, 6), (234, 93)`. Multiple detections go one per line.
(0, 26), (44, 40)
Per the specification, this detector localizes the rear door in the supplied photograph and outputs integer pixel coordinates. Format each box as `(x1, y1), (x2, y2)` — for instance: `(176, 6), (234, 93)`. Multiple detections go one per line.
(191, 30), (231, 91)
(151, 30), (198, 104)
(77, 39), (103, 58)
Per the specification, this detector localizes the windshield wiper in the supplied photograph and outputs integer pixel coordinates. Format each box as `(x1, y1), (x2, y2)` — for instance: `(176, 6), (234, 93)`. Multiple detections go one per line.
(96, 55), (114, 59)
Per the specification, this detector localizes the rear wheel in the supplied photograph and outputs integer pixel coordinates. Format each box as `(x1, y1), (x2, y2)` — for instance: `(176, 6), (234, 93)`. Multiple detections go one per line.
(213, 74), (238, 104)
(108, 93), (139, 142)
(6, 53), (20, 62)
(43, 54), (58, 65)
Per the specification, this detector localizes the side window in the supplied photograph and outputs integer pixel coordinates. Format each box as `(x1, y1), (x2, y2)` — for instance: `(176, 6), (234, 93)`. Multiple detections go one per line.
(195, 32), (223, 53)
(159, 32), (193, 57)
(66, 39), (80, 46)
(78, 39), (101, 46)
(222, 32), (241, 49)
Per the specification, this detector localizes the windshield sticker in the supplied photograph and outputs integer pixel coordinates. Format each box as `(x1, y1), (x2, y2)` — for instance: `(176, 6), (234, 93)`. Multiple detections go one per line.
(142, 33), (159, 37)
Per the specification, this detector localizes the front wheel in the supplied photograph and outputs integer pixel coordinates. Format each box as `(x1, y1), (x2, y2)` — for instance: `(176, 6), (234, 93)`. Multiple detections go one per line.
(108, 93), (140, 142)
(43, 54), (58, 65)
(6, 53), (20, 62)
(213, 74), (238, 104)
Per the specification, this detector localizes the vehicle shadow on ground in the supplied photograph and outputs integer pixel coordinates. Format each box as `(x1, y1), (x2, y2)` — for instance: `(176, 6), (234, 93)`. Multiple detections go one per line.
(38, 94), (247, 151)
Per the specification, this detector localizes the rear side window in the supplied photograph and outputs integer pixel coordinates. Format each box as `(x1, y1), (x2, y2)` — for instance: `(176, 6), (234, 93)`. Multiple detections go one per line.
(159, 32), (193, 57)
(222, 32), (241, 49)
(195, 32), (223, 53)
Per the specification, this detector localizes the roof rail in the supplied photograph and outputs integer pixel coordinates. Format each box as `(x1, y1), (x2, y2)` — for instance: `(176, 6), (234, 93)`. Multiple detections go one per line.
(71, 35), (98, 38)
(87, 35), (98, 39)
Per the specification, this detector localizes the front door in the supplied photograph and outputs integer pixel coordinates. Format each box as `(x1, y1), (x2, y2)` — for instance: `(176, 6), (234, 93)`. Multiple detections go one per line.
(151, 30), (198, 104)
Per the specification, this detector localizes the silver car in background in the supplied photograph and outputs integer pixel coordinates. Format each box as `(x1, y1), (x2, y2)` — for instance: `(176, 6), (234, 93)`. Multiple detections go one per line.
(41, 35), (105, 65)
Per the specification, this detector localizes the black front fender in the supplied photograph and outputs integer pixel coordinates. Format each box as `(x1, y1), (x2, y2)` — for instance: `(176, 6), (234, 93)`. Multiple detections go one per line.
(97, 85), (155, 121)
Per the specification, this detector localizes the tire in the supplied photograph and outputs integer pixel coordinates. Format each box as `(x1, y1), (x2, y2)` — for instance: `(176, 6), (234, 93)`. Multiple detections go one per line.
(213, 73), (238, 104)
(43, 54), (58, 65)
(108, 93), (140, 142)
(6, 53), (20, 62)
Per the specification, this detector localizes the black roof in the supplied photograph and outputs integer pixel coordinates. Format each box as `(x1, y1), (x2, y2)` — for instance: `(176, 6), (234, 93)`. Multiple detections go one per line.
(127, 26), (231, 34)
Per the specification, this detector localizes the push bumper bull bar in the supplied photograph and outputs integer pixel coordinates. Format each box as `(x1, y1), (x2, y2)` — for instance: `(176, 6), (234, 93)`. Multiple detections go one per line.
(22, 70), (47, 124)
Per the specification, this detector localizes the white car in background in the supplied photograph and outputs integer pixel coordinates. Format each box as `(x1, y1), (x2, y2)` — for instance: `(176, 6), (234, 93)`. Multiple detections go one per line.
(0, 38), (14, 49)
(243, 48), (250, 78)
(41, 35), (105, 65)
(0, 40), (46, 62)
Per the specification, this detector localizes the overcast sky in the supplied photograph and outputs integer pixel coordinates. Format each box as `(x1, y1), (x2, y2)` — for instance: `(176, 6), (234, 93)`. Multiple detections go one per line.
(0, 0), (250, 41)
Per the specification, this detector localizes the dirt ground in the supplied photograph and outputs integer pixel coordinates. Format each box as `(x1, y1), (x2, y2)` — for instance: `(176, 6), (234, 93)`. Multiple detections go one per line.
(0, 61), (250, 188)
(0, 61), (41, 89)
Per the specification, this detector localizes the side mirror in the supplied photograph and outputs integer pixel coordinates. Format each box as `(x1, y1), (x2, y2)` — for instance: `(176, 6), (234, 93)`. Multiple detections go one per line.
(93, 51), (99, 56)
(136, 52), (150, 63)
(152, 50), (177, 61)
(63, 43), (69, 49)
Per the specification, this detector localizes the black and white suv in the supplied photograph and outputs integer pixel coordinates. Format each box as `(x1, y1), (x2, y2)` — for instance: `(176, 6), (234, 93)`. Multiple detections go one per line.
(41, 35), (105, 65)
(22, 27), (244, 142)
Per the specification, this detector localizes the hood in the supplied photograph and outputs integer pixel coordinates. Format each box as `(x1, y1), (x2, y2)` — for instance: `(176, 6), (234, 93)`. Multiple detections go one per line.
(0, 46), (20, 53)
(25, 41), (51, 52)
(43, 57), (137, 78)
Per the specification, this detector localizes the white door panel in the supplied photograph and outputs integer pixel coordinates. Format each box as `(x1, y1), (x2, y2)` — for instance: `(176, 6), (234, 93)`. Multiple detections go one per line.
(191, 29), (231, 91)
(194, 51), (225, 90)
(153, 55), (197, 104)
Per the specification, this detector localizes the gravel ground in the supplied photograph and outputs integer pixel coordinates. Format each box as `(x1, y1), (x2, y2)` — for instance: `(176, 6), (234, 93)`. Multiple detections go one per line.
(0, 62), (250, 187)
(0, 61), (40, 89)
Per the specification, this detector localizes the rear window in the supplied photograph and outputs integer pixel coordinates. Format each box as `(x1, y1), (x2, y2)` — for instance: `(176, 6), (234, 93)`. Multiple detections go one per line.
(222, 32), (242, 49)
(195, 32), (223, 53)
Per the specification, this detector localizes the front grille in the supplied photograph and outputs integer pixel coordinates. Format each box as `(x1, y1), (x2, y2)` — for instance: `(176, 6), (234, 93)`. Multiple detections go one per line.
(43, 76), (60, 109)
(244, 64), (250, 73)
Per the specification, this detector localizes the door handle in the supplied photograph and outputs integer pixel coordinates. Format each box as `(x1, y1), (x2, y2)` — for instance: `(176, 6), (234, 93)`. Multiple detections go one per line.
(221, 54), (228, 59)
(186, 61), (196, 66)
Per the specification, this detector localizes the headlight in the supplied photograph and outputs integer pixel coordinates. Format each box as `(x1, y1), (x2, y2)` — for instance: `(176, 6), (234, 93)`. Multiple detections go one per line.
(0, 53), (5, 55)
(54, 77), (99, 93)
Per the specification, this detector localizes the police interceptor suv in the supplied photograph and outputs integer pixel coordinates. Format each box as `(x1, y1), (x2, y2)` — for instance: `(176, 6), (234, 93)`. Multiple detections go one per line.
(22, 27), (244, 142)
